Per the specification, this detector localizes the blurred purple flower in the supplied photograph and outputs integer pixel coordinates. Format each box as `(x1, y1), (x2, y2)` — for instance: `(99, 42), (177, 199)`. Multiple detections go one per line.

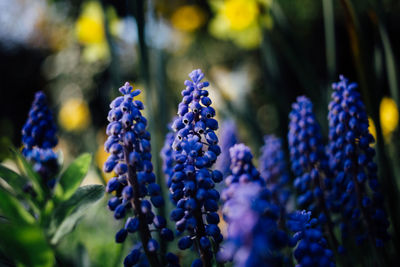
(215, 120), (239, 178)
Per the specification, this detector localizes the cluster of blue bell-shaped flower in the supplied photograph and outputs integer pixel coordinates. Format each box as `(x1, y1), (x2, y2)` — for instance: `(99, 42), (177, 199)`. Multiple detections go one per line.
(287, 96), (340, 252)
(104, 82), (177, 267)
(287, 211), (335, 267)
(168, 69), (224, 266)
(102, 71), (392, 266)
(220, 144), (287, 266)
(21, 91), (59, 187)
(259, 135), (291, 209)
(161, 131), (175, 188)
(215, 120), (239, 178)
(327, 76), (389, 247)
(221, 143), (265, 201)
(218, 142), (335, 267)
(221, 184), (287, 266)
(288, 96), (332, 216)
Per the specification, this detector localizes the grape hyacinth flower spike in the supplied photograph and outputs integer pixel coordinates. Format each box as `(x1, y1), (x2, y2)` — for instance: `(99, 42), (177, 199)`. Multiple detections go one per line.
(104, 82), (177, 267)
(259, 135), (291, 210)
(161, 117), (177, 189)
(328, 76), (389, 248)
(287, 211), (335, 267)
(215, 120), (239, 178)
(168, 69), (224, 267)
(288, 96), (337, 248)
(21, 91), (59, 188)
(219, 183), (287, 267)
(221, 143), (265, 201)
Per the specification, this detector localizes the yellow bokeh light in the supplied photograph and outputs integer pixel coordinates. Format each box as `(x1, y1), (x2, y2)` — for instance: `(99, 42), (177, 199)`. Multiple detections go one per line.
(171, 5), (206, 32)
(82, 41), (110, 62)
(209, 0), (271, 49)
(368, 117), (377, 142)
(75, 2), (105, 45)
(75, 1), (110, 61)
(380, 97), (399, 138)
(95, 145), (114, 182)
(58, 98), (91, 132)
(76, 16), (105, 44)
(223, 0), (259, 31)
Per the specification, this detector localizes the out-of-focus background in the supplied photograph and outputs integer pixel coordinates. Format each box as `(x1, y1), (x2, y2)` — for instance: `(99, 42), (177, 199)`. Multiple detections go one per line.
(0, 0), (399, 266)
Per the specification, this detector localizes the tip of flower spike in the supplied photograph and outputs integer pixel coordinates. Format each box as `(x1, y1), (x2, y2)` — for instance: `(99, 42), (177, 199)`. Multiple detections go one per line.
(295, 95), (310, 103)
(188, 69), (206, 83)
(118, 82), (142, 97)
(263, 134), (281, 146)
(295, 95), (312, 107)
(332, 74), (348, 90)
(185, 69), (210, 91)
(119, 82), (133, 95)
(34, 90), (46, 100)
(229, 143), (253, 161)
(291, 95), (313, 114)
(339, 74), (347, 82)
(33, 91), (48, 106)
(332, 75), (359, 92)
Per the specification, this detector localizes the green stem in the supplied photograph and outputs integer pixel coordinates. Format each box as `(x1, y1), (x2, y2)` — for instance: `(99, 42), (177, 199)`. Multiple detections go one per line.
(322, 0), (336, 79)
(100, 0), (121, 87)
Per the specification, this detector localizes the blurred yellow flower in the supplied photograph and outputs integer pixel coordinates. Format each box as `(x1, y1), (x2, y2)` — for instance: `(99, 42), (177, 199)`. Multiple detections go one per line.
(209, 0), (272, 49)
(82, 41), (109, 62)
(76, 16), (104, 44)
(171, 5), (206, 32)
(380, 97), (399, 139)
(368, 117), (377, 141)
(75, 2), (105, 45)
(59, 98), (91, 132)
(223, 0), (258, 30)
(75, 1), (110, 61)
(95, 145), (114, 182)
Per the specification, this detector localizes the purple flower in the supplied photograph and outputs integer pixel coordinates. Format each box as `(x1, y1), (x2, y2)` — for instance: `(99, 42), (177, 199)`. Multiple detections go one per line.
(21, 91), (58, 186)
(160, 118), (176, 188)
(219, 183), (287, 267)
(287, 210), (335, 267)
(222, 144), (264, 201)
(288, 96), (338, 250)
(168, 69), (223, 266)
(259, 135), (291, 209)
(327, 76), (389, 247)
(215, 120), (239, 177)
(104, 82), (177, 266)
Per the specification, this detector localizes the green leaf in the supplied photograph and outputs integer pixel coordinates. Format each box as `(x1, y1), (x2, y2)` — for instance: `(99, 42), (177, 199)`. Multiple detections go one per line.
(0, 164), (27, 193)
(58, 153), (92, 201)
(49, 184), (104, 245)
(0, 164), (41, 214)
(0, 222), (54, 267)
(0, 187), (35, 224)
(13, 150), (44, 201)
(76, 243), (90, 267)
(379, 22), (400, 107)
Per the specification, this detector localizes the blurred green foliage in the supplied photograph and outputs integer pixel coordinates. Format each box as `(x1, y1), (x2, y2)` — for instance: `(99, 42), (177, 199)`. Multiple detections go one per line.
(0, 151), (103, 266)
